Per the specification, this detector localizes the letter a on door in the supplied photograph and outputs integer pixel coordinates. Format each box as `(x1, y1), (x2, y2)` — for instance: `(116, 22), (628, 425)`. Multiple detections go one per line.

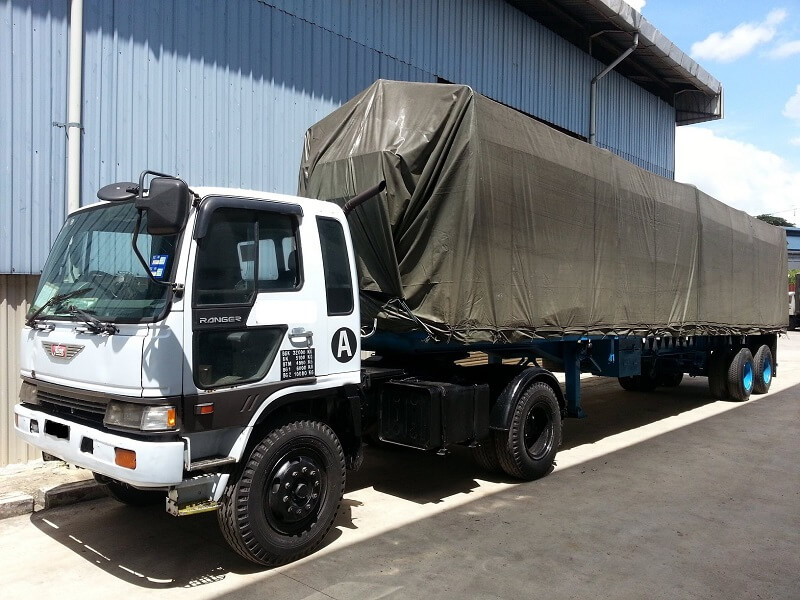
(331, 327), (357, 363)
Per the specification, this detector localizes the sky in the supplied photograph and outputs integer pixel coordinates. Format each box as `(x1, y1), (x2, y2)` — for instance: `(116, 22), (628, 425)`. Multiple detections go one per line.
(626, 0), (800, 223)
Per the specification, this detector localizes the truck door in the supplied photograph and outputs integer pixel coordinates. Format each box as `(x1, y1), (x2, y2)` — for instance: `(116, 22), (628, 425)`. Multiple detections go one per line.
(185, 200), (327, 425)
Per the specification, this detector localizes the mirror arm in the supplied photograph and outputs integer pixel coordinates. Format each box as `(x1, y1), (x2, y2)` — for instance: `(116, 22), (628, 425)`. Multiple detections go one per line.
(131, 209), (172, 288)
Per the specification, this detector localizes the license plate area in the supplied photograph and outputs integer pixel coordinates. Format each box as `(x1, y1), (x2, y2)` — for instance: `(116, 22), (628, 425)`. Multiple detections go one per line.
(44, 420), (70, 440)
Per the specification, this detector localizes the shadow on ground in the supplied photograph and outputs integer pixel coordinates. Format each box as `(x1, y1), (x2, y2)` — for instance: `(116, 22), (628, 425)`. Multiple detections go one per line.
(27, 377), (772, 592)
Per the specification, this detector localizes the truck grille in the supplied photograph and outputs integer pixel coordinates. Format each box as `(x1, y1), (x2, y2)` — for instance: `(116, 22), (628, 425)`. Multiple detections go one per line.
(36, 389), (107, 426)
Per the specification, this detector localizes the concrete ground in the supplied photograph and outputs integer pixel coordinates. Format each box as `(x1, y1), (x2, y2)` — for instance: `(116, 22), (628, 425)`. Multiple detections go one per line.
(1, 335), (798, 599)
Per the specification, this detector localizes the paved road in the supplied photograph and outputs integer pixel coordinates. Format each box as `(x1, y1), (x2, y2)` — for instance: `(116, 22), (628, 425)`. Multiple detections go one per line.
(2, 336), (799, 599)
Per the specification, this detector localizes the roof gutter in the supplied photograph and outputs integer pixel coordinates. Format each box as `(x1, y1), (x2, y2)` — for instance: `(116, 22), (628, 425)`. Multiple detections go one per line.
(589, 31), (638, 146)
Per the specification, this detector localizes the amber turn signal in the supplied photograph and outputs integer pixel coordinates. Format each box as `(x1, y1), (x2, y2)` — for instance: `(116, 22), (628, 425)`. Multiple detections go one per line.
(114, 448), (137, 469)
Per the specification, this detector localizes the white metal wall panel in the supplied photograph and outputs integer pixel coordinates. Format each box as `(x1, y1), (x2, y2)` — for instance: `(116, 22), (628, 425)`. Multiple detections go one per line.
(0, 275), (40, 466)
(1, 0), (69, 275)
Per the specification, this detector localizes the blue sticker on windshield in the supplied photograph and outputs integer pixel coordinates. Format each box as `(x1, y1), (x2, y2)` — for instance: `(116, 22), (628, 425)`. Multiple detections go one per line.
(150, 255), (169, 279)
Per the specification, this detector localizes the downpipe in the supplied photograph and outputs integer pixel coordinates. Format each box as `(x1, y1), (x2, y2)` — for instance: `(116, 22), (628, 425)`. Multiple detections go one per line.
(67, 0), (84, 214)
(589, 32), (639, 146)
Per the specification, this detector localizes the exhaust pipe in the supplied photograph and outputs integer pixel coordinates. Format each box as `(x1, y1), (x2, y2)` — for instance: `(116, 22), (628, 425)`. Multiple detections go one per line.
(342, 180), (387, 216)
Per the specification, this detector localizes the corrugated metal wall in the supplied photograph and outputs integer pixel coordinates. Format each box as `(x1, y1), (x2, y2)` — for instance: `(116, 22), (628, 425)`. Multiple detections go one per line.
(1, 0), (677, 465)
(270, 0), (676, 177)
(1, 275), (41, 466)
(3, 0), (676, 276)
(1, 0), (69, 275)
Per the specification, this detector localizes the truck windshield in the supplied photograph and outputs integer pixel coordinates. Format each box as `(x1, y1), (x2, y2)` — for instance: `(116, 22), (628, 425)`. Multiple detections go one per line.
(28, 201), (180, 323)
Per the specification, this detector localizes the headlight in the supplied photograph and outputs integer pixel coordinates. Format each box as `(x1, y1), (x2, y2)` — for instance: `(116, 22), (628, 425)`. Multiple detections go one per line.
(104, 402), (177, 431)
(19, 381), (38, 404)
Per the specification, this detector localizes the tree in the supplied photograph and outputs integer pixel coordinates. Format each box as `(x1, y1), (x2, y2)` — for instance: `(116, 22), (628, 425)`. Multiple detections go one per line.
(756, 214), (795, 227)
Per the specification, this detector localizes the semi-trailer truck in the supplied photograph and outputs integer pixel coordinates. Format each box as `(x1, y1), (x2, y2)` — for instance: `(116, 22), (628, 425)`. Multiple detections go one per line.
(14, 81), (786, 566)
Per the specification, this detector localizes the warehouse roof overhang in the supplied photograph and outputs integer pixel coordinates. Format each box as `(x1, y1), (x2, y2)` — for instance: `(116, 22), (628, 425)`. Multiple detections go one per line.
(505, 0), (723, 125)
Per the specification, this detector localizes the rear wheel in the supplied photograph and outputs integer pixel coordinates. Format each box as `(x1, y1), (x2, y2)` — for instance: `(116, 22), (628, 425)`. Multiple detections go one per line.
(472, 437), (502, 474)
(752, 345), (773, 394)
(618, 374), (658, 392)
(217, 420), (345, 566)
(494, 382), (561, 480)
(726, 348), (755, 402)
(661, 372), (683, 387)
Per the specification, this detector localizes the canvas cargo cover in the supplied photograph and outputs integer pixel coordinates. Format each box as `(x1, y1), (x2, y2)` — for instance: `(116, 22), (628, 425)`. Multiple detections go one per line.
(299, 80), (787, 344)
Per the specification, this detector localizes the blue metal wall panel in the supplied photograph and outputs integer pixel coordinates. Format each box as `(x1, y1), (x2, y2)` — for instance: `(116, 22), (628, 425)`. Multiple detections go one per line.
(2, 0), (68, 274)
(269, 0), (674, 176)
(79, 0), (434, 208)
(4, 0), (675, 273)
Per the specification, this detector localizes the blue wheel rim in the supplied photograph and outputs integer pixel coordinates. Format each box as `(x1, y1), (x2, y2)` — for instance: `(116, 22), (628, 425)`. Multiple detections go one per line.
(762, 357), (772, 384)
(742, 360), (754, 392)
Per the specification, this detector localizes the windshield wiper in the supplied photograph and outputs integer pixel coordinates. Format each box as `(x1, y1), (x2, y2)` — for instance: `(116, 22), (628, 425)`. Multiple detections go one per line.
(26, 286), (94, 328)
(68, 305), (119, 335)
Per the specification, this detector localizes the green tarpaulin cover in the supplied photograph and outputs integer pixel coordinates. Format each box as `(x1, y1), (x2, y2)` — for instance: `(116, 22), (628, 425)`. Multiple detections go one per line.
(299, 80), (787, 344)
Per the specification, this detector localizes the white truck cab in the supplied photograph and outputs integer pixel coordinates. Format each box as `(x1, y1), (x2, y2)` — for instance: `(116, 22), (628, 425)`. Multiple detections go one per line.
(15, 173), (365, 565)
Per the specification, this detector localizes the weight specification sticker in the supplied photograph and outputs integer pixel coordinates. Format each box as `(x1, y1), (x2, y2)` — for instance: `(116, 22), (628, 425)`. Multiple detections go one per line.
(280, 348), (315, 380)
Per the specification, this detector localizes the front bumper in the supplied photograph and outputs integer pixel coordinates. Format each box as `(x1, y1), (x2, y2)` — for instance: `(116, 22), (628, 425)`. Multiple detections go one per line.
(14, 404), (185, 487)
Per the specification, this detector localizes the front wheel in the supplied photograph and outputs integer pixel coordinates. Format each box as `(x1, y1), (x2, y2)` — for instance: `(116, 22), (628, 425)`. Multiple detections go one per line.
(218, 420), (345, 566)
(494, 382), (561, 480)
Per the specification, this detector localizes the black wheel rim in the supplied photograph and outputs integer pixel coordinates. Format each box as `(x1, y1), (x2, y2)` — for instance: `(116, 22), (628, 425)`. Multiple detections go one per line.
(524, 403), (554, 460)
(265, 446), (326, 535)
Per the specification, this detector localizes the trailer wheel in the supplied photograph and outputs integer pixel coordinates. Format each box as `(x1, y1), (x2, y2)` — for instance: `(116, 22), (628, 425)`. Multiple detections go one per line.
(661, 372), (683, 387)
(618, 374), (658, 392)
(618, 376), (640, 391)
(726, 348), (755, 402)
(93, 474), (163, 506)
(752, 345), (773, 395)
(707, 351), (729, 399)
(472, 437), (502, 474)
(218, 420), (345, 566)
(494, 382), (561, 480)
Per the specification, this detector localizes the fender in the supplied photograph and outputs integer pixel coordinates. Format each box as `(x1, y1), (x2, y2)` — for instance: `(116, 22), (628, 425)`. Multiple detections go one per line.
(225, 372), (361, 463)
(489, 366), (565, 431)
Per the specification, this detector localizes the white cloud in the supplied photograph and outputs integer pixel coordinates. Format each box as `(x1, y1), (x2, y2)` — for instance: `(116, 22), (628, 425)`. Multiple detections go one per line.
(691, 9), (786, 63)
(784, 84), (800, 123)
(791, 137), (800, 146)
(625, 0), (646, 12)
(675, 127), (800, 218)
(769, 39), (800, 58)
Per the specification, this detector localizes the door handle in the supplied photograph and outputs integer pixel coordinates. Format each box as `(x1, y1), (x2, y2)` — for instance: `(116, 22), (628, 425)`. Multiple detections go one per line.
(289, 328), (313, 347)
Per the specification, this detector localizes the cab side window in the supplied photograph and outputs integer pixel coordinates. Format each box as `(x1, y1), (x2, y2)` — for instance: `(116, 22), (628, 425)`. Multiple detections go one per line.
(317, 217), (353, 315)
(195, 208), (301, 305)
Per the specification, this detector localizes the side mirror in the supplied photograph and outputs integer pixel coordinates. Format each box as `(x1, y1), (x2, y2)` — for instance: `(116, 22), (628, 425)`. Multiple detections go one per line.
(135, 177), (191, 235)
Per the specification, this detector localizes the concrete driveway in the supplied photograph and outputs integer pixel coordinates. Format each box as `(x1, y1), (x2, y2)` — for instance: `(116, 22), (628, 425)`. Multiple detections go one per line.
(1, 336), (798, 599)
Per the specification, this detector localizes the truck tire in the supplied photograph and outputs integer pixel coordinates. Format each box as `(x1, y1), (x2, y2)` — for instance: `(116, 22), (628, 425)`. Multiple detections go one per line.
(707, 351), (729, 400)
(93, 474), (163, 506)
(660, 372), (683, 387)
(726, 348), (754, 402)
(752, 345), (773, 395)
(217, 420), (345, 566)
(618, 374), (658, 392)
(494, 382), (561, 480)
(472, 437), (502, 474)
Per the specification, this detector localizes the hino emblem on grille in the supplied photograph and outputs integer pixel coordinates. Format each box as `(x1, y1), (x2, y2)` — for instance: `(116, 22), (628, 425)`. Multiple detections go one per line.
(42, 342), (84, 360)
